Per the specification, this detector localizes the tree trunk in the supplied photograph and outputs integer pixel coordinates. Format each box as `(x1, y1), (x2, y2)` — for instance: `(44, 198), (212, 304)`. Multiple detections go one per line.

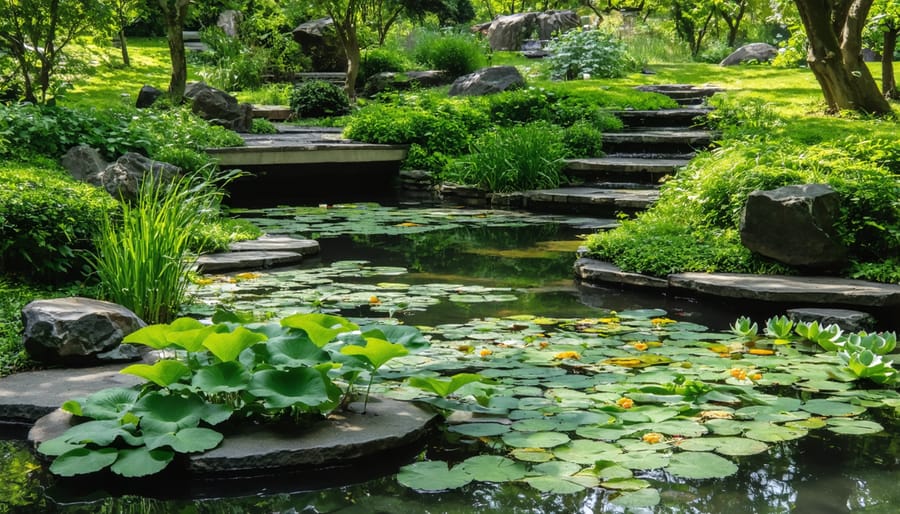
(160, 0), (189, 103)
(120, 29), (131, 67)
(793, 0), (892, 114)
(883, 28), (898, 99)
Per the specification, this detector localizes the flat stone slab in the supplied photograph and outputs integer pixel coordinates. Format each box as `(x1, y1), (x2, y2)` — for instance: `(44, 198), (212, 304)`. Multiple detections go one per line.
(574, 258), (668, 289)
(525, 187), (659, 210)
(786, 308), (876, 332)
(602, 129), (713, 147)
(566, 157), (691, 174)
(610, 108), (712, 128)
(669, 273), (900, 307)
(0, 364), (144, 422)
(28, 397), (437, 475)
(207, 131), (408, 167)
(251, 105), (292, 121)
(195, 250), (305, 273)
(228, 236), (319, 256)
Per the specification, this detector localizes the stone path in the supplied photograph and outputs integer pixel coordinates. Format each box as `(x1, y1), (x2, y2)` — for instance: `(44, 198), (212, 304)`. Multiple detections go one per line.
(195, 235), (320, 273)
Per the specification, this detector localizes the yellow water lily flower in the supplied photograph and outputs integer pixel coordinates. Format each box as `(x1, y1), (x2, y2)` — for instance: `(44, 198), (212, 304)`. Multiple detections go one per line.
(632, 342), (649, 351)
(616, 397), (634, 409)
(748, 348), (775, 355)
(479, 348), (493, 358)
(642, 432), (663, 444)
(554, 351), (581, 360)
(369, 296), (381, 304)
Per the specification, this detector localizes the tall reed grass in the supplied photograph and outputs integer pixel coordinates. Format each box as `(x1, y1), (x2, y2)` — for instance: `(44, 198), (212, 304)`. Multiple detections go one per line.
(90, 171), (222, 323)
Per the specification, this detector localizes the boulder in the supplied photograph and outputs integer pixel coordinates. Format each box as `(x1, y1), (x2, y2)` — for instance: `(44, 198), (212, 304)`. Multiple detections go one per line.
(719, 43), (778, 66)
(60, 145), (107, 186)
(184, 81), (254, 132)
(363, 70), (451, 97)
(739, 184), (848, 270)
(136, 84), (164, 108)
(448, 66), (525, 96)
(22, 297), (145, 366)
(217, 10), (243, 38)
(99, 152), (182, 203)
(291, 17), (346, 72)
(487, 10), (579, 51)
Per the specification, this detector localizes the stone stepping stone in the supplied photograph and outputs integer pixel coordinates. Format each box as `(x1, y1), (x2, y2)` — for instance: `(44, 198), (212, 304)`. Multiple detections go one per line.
(251, 105), (292, 121)
(228, 236), (319, 256)
(601, 129), (714, 148)
(566, 156), (692, 175)
(195, 237), (320, 274)
(0, 364), (144, 422)
(28, 397), (437, 475)
(524, 187), (659, 215)
(611, 108), (713, 128)
(574, 258), (668, 289)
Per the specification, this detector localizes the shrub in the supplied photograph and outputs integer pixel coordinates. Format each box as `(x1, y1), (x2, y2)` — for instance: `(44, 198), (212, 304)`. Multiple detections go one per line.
(562, 120), (605, 158)
(251, 118), (279, 134)
(289, 80), (351, 118)
(359, 47), (409, 84)
(0, 162), (118, 280)
(196, 26), (270, 91)
(446, 122), (567, 193)
(487, 87), (553, 126)
(546, 29), (633, 80)
(412, 30), (487, 77)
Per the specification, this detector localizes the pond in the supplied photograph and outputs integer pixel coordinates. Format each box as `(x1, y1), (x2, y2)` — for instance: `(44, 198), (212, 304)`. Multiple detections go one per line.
(2, 203), (899, 514)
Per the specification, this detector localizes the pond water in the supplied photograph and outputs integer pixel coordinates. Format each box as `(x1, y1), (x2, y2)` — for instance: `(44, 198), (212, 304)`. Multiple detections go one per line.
(2, 203), (898, 513)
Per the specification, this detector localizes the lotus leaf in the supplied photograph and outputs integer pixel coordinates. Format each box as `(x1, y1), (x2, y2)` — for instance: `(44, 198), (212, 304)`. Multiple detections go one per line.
(110, 447), (174, 477)
(523, 475), (590, 494)
(743, 422), (807, 442)
(456, 455), (527, 482)
(143, 427), (223, 453)
(396, 461), (473, 491)
(825, 418), (884, 435)
(602, 355), (673, 368)
(677, 436), (769, 456)
(55, 419), (139, 447)
(120, 360), (191, 388)
(259, 335), (331, 369)
(510, 448), (554, 462)
(203, 327), (268, 363)
(614, 451), (671, 470)
(665, 452), (738, 479)
(133, 392), (207, 434)
(341, 338), (409, 369)
(49, 447), (118, 476)
(593, 460), (633, 480)
(502, 430), (570, 448)
(192, 361), (251, 393)
(77, 387), (141, 421)
(448, 422), (510, 437)
(800, 399), (866, 417)
(553, 439), (621, 465)
(248, 367), (341, 411)
(611, 488), (661, 508)
(601, 477), (651, 490)
(281, 313), (359, 346)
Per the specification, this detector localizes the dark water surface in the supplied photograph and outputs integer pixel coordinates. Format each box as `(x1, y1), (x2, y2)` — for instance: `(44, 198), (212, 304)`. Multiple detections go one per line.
(2, 203), (898, 513)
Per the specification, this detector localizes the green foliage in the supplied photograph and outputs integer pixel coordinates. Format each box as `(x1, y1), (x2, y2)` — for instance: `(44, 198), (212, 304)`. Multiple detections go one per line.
(412, 29), (487, 77)
(195, 26), (269, 91)
(289, 80), (351, 119)
(39, 312), (428, 477)
(0, 162), (118, 280)
(250, 118), (279, 134)
(562, 120), (605, 158)
(546, 29), (634, 80)
(89, 171), (224, 324)
(359, 47), (410, 83)
(446, 123), (567, 193)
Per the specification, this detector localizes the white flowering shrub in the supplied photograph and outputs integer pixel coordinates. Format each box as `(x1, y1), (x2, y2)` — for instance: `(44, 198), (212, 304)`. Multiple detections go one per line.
(546, 29), (632, 80)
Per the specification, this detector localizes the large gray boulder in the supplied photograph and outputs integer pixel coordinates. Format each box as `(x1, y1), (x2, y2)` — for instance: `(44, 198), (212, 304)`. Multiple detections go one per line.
(487, 10), (579, 51)
(99, 152), (182, 203)
(184, 81), (254, 132)
(448, 66), (525, 96)
(22, 297), (145, 366)
(291, 17), (345, 72)
(720, 43), (778, 66)
(740, 184), (848, 270)
(60, 145), (107, 186)
(136, 84), (164, 108)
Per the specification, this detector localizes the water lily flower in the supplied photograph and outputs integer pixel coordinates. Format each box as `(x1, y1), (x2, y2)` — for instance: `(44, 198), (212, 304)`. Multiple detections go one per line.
(554, 351), (581, 360)
(234, 272), (262, 281)
(729, 368), (748, 381)
(632, 342), (649, 351)
(751, 373), (763, 381)
(616, 397), (634, 409)
(642, 432), (663, 444)
(651, 317), (676, 326)
(369, 296), (381, 304)
(748, 348), (774, 355)
(479, 348), (493, 358)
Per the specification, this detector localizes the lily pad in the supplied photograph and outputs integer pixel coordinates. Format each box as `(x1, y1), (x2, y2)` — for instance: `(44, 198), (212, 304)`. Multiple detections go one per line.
(502, 431), (570, 448)
(448, 423), (510, 437)
(456, 455), (526, 482)
(676, 436), (769, 456)
(396, 461), (473, 491)
(553, 439), (620, 465)
(665, 452), (738, 479)
(800, 399), (866, 417)
(825, 418), (884, 435)
(611, 488), (661, 508)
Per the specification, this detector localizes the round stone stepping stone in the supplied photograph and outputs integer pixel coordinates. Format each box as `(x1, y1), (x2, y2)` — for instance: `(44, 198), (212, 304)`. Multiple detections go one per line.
(195, 250), (305, 273)
(28, 397), (437, 475)
(228, 236), (319, 256)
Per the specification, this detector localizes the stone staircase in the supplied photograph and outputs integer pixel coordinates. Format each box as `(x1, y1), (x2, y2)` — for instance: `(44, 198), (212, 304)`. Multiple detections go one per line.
(522, 85), (721, 217)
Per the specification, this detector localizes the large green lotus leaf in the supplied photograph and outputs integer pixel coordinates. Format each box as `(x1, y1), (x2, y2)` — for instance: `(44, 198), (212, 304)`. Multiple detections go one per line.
(281, 313), (359, 347)
(743, 422), (807, 442)
(59, 419), (135, 447)
(800, 399), (866, 417)
(533, 460), (582, 477)
(203, 327), (268, 363)
(510, 448), (554, 462)
(457, 455), (527, 482)
(360, 324), (430, 349)
(576, 425), (637, 441)
(37, 436), (85, 457)
(341, 338), (408, 369)
(79, 387), (140, 420)
(110, 447), (174, 477)
(200, 401), (234, 426)
(144, 427), (224, 453)
(553, 439), (621, 465)
(191, 361), (250, 394)
(262, 336), (331, 369)
(523, 475), (589, 494)
(167, 324), (226, 352)
(133, 392), (206, 434)
(502, 430), (570, 448)
(120, 360), (191, 388)
(665, 452), (738, 479)
(49, 447), (118, 476)
(249, 367), (341, 411)
(448, 422), (511, 437)
(825, 418), (884, 435)
(601, 478), (651, 491)
(611, 488), (661, 508)
(703, 419), (746, 435)
(555, 410), (610, 426)
(632, 420), (707, 438)
(396, 461), (473, 491)
(614, 451), (670, 470)
(123, 322), (185, 349)
(594, 460), (634, 480)
(678, 436), (769, 456)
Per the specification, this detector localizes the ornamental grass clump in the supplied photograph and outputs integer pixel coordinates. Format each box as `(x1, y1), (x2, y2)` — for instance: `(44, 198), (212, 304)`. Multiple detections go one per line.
(446, 123), (567, 193)
(90, 172), (221, 324)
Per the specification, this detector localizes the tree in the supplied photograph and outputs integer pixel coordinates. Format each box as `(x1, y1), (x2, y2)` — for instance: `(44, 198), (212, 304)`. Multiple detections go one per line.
(867, 0), (899, 99)
(792, 0), (892, 114)
(158, 0), (189, 102)
(107, 0), (145, 66)
(668, 0), (716, 58)
(317, 0), (362, 102)
(0, 0), (106, 103)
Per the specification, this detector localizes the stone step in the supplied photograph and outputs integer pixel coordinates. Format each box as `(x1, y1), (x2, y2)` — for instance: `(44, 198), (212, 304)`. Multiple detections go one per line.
(565, 156), (691, 186)
(611, 108), (713, 128)
(523, 186), (659, 216)
(635, 84), (725, 106)
(601, 129), (714, 154)
(251, 105), (292, 121)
